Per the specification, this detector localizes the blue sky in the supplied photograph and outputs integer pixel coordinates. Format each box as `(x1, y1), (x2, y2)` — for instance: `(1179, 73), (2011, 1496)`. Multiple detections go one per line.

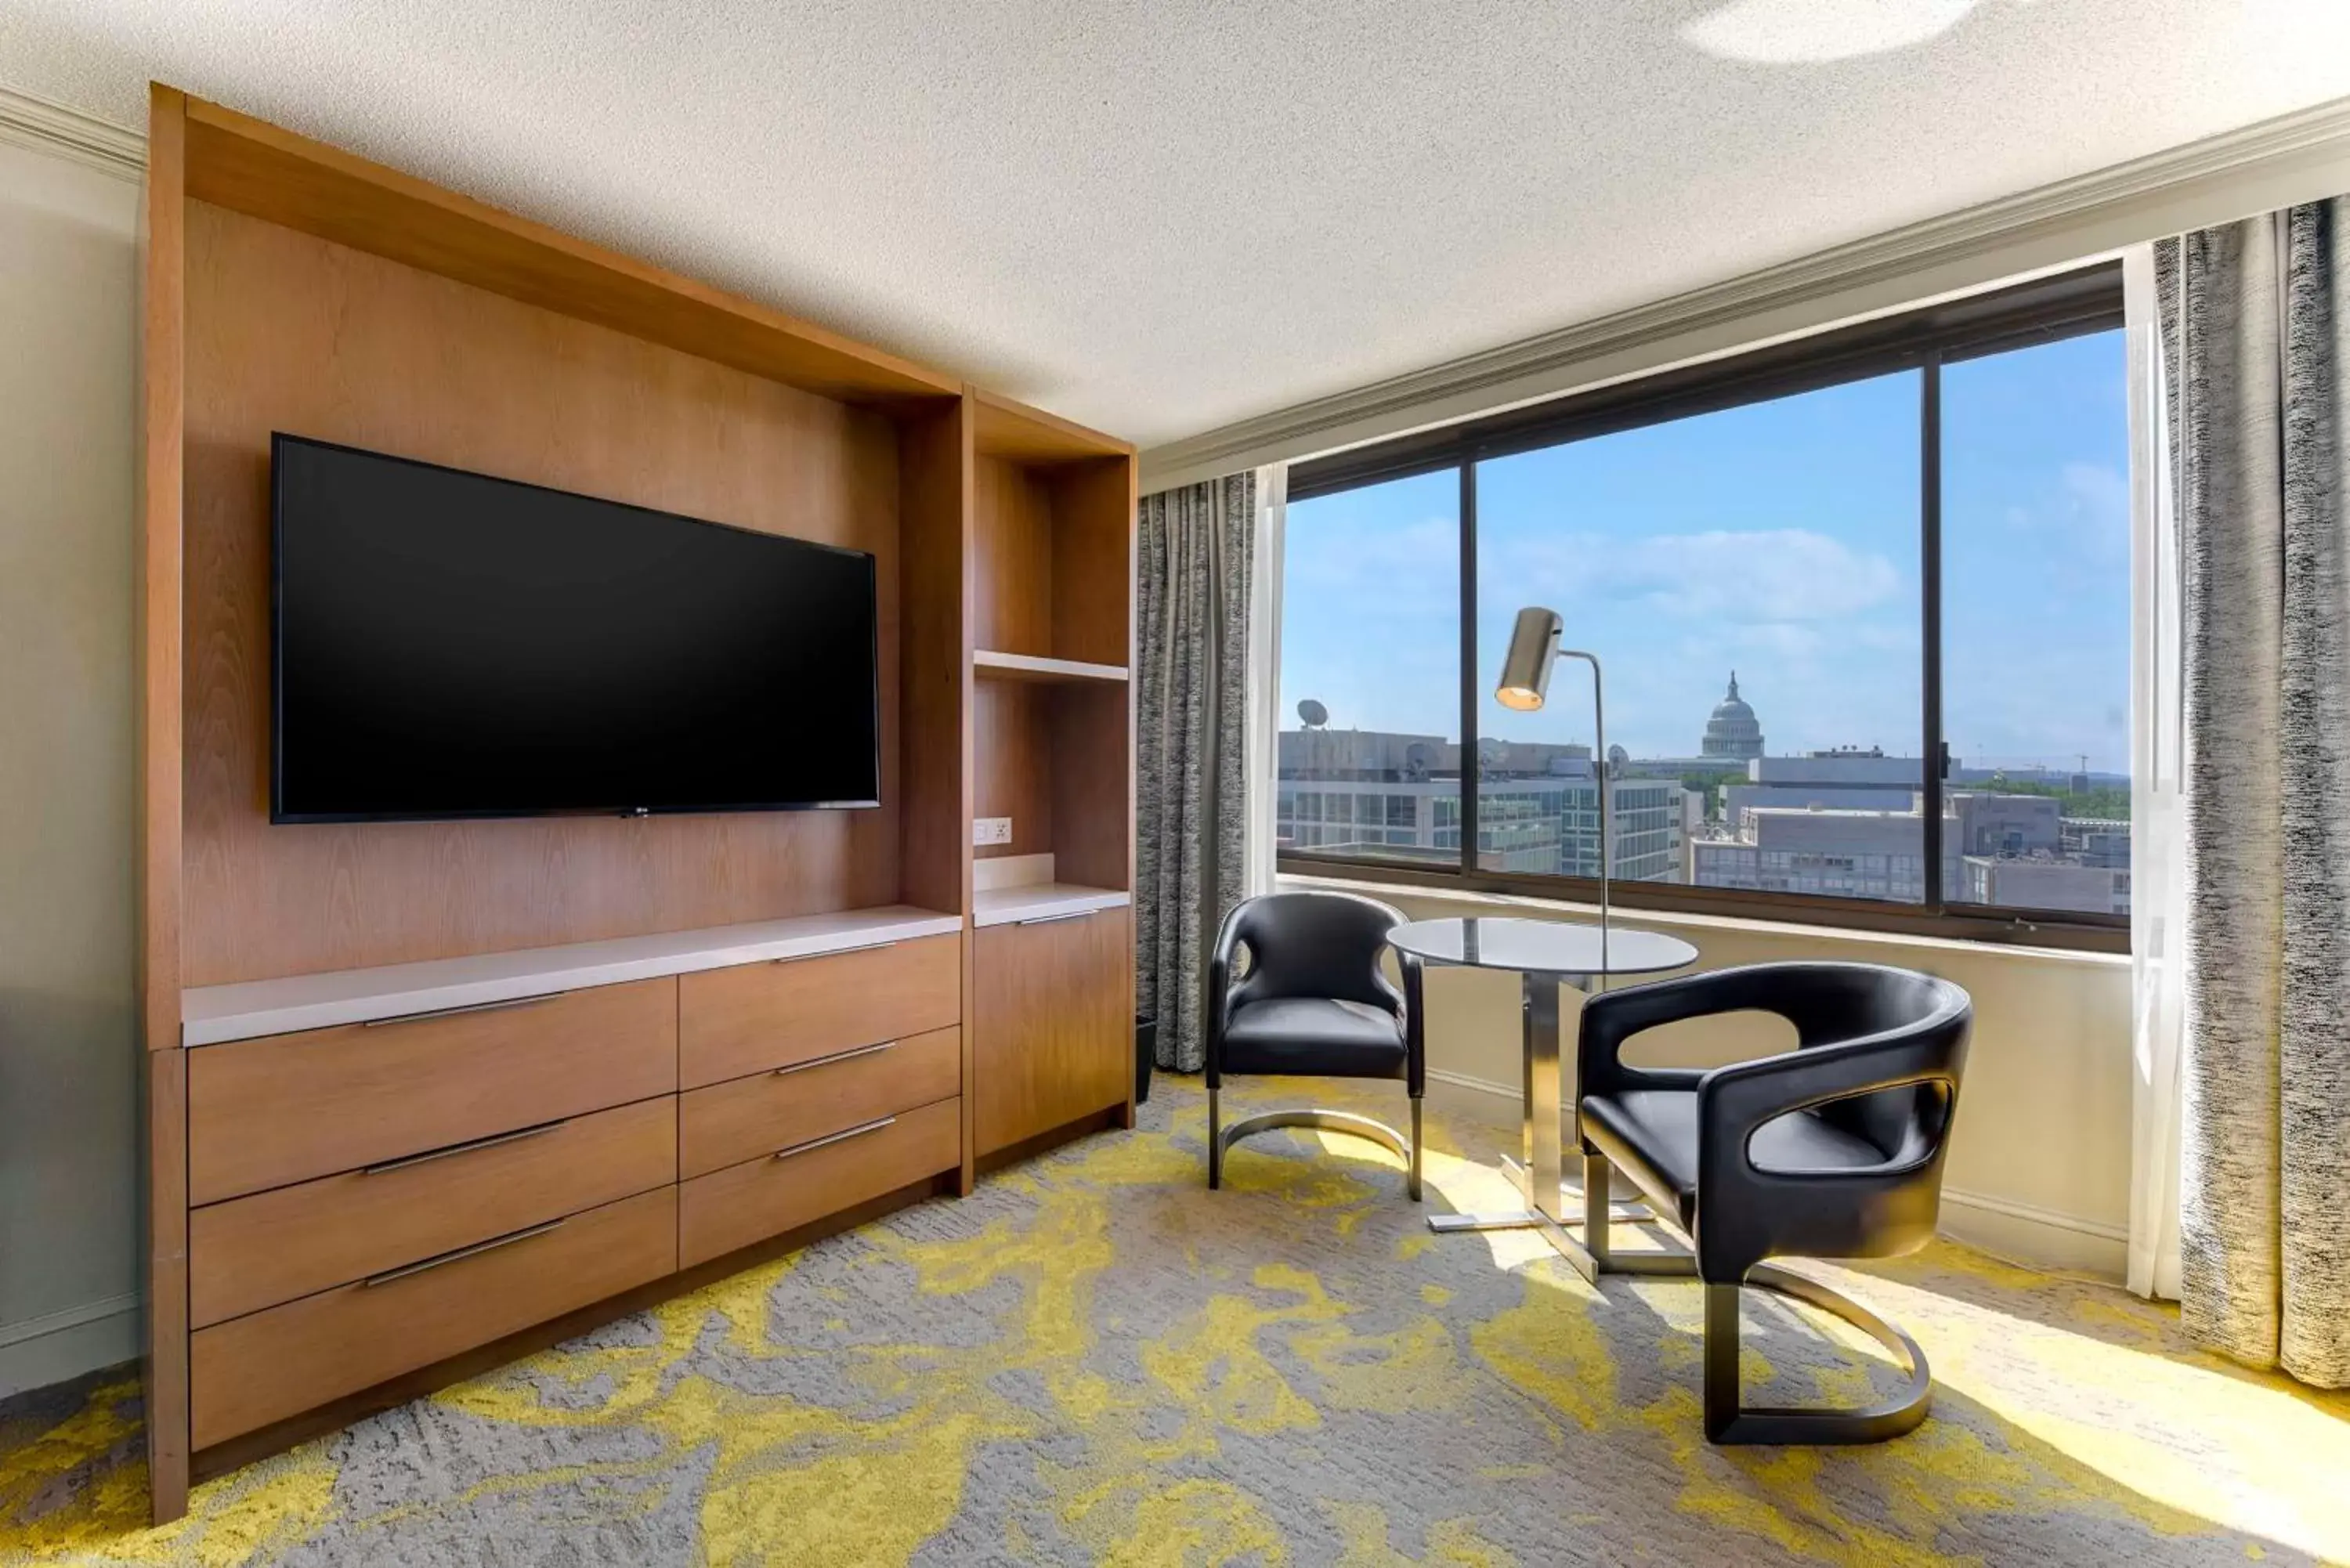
(1280, 329), (2130, 775)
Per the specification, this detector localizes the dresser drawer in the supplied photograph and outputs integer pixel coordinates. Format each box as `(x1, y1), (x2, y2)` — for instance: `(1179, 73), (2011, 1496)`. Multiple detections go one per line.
(678, 934), (960, 1089)
(188, 977), (677, 1205)
(190, 1186), (675, 1449)
(678, 1095), (960, 1267)
(680, 1024), (960, 1180)
(190, 1096), (676, 1328)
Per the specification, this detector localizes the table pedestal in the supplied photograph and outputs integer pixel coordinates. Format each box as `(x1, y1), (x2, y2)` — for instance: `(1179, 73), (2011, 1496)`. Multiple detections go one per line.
(1426, 970), (1651, 1276)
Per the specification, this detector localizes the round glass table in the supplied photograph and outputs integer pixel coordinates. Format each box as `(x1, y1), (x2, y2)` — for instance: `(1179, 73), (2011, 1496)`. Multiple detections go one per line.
(1387, 916), (1697, 1255)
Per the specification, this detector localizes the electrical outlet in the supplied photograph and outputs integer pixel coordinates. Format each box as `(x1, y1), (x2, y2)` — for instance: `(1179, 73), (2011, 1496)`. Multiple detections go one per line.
(973, 816), (1013, 846)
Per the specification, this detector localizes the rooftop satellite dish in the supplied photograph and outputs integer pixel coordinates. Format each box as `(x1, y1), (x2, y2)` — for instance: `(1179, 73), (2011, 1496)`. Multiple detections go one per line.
(1297, 699), (1329, 728)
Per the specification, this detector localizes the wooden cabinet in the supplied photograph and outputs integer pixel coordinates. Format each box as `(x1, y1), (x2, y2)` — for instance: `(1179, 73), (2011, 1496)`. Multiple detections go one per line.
(967, 401), (1136, 1163)
(166, 919), (987, 1483)
(973, 909), (1132, 1156)
(139, 86), (1133, 1519)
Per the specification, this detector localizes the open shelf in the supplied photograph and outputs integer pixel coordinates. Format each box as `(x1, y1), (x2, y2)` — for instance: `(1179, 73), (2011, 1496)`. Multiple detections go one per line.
(974, 649), (1129, 685)
(970, 393), (1133, 893)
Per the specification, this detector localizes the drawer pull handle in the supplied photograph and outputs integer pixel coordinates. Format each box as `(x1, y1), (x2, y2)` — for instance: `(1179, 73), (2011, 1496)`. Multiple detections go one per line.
(772, 1115), (896, 1161)
(1017, 909), (1094, 927)
(360, 1118), (568, 1176)
(361, 1218), (566, 1287)
(773, 940), (898, 965)
(362, 992), (557, 1028)
(772, 1039), (896, 1077)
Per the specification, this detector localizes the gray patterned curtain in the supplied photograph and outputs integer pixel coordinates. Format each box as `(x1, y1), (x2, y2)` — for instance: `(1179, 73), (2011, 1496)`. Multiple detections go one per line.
(1135, 475), (1253, 1072)
(2161, 203), (2350, 1389)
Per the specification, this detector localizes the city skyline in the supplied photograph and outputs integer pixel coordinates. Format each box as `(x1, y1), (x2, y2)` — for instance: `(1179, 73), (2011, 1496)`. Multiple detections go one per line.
(1280, 329), (2131, 775)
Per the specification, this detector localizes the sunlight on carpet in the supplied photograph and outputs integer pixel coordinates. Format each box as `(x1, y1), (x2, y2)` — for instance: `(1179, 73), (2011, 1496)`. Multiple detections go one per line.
(2, 1077), (2345, 1566)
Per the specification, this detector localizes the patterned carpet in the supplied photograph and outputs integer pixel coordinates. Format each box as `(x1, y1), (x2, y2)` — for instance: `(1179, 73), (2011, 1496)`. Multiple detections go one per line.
(2, 1076), (2346, 1566)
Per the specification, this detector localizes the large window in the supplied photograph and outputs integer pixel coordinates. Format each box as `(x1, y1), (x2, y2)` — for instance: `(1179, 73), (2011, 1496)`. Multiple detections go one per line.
(1278, 469), (1459, 866)
(1278, 266), (2130, 945)
(1942, 331), (2132, 918)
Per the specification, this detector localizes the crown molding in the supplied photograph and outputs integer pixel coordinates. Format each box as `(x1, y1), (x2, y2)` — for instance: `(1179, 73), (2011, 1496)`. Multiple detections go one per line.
(1140, 95), (2350, 492)
(0, 83), (145, 182)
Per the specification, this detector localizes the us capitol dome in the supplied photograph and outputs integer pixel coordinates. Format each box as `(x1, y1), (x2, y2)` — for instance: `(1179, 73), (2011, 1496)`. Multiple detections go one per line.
(1700, 672), (1765, 760)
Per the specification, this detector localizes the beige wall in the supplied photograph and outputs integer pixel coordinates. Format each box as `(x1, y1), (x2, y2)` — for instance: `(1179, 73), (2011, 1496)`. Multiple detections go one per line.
(0, 137), (140, 1393)
(1287, 875), (2133, 1277)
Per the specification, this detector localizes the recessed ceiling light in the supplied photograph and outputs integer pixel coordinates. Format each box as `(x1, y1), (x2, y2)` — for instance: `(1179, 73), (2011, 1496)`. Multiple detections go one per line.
(1681, 0), (2032, 65)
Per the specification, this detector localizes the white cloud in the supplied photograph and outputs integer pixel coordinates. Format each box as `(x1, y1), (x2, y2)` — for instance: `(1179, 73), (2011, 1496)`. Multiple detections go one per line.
(1489, 527), (1904, 623)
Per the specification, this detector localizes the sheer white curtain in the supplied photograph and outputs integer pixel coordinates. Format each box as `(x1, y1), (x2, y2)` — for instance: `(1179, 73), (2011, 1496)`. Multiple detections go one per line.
(2124, 242), (2186, 1301)
(1241, 462), (1288, 898)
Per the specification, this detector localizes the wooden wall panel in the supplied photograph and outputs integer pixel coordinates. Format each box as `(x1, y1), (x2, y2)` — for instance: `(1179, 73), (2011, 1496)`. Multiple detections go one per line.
(180, 203), (904, 985)
(182, 96), (958, 406)
(971, 453), (1054, 656)
(1048, 457), (1136, 670)
(1050, 682), (1134, 893)
(974, 680), (1053, 862)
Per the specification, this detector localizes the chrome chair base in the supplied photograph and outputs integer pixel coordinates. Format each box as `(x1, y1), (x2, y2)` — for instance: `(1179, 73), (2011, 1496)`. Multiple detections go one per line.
(1209, 1089), (1423, 1201)
(1571, 1154), (1931, 1445)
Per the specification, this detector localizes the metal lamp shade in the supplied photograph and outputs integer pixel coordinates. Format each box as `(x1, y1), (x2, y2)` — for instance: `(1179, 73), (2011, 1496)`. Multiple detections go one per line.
(1496, 607), (1563, 711)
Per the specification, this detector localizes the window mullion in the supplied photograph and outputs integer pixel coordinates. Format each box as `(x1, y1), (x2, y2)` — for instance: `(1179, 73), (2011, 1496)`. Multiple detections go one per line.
(1458, 458), (1479, 880)
(1922, 354), (1946, 912)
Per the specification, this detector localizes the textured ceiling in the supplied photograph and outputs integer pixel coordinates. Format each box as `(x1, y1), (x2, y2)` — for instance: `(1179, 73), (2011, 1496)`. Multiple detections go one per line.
(3, 1), (2347, 447)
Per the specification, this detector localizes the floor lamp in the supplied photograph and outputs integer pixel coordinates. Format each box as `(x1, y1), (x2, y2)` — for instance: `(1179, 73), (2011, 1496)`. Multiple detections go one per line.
(1495, 605), (1609, 977)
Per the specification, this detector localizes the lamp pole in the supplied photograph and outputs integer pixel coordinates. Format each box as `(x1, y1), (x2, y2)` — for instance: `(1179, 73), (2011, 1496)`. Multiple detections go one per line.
(1567, 650), (1610, 984)
(1495, 607), (1610, 980)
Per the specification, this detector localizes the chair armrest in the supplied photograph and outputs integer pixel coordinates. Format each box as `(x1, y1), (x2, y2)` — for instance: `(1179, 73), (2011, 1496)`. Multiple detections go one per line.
(1205, 903), (1248, 1087)
(1577, 969), (1768, 1101)
(1695, 1036), (1958, 1189)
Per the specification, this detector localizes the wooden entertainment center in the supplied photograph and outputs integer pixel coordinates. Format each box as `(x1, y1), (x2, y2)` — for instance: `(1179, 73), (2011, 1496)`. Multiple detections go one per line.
(137, 87), (1138, 1521)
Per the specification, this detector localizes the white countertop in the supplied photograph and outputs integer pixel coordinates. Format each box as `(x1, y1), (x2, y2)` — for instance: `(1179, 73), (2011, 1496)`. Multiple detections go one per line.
(182, 904), (963, 1046)
(971, 882), (1131, 928)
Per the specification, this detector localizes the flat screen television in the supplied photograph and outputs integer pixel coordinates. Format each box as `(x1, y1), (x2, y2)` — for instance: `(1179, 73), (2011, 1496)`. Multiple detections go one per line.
(271, 434), (881, 823)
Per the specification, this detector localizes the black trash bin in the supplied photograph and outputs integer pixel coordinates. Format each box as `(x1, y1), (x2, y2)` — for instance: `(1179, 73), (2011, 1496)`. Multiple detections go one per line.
(1134, 1015), (1157, 1105)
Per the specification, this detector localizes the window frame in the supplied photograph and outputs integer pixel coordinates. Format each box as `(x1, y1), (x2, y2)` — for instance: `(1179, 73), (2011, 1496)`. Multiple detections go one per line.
(1276, 263), (2129, 953)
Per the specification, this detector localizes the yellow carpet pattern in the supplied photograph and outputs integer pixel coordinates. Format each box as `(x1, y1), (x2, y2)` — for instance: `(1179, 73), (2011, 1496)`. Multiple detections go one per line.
(2, 1077), (2345, 1566)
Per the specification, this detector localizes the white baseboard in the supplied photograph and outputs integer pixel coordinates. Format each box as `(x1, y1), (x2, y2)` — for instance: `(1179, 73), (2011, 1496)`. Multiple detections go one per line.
(1422, 1067), (2126, 1281)
(0, 1292), (140, 1399)
(1936, 1187), (2128, 1280)
(1423, 1068), (1520, 1132)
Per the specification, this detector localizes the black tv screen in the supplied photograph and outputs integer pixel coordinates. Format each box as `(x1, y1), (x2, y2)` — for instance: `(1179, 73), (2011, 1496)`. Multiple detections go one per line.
(271, 435), (880, 823)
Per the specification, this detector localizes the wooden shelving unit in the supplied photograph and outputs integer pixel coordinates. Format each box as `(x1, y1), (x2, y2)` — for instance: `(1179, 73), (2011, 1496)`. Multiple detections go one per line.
(136, 88), (1135, 1522)
(967, 392), (1137, 1160)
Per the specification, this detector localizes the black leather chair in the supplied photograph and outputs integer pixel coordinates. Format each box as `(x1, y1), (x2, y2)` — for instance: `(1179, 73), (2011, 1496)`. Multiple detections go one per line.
(1571, 962), (1970, 1445)
(1206, 891), (1424, 1199)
